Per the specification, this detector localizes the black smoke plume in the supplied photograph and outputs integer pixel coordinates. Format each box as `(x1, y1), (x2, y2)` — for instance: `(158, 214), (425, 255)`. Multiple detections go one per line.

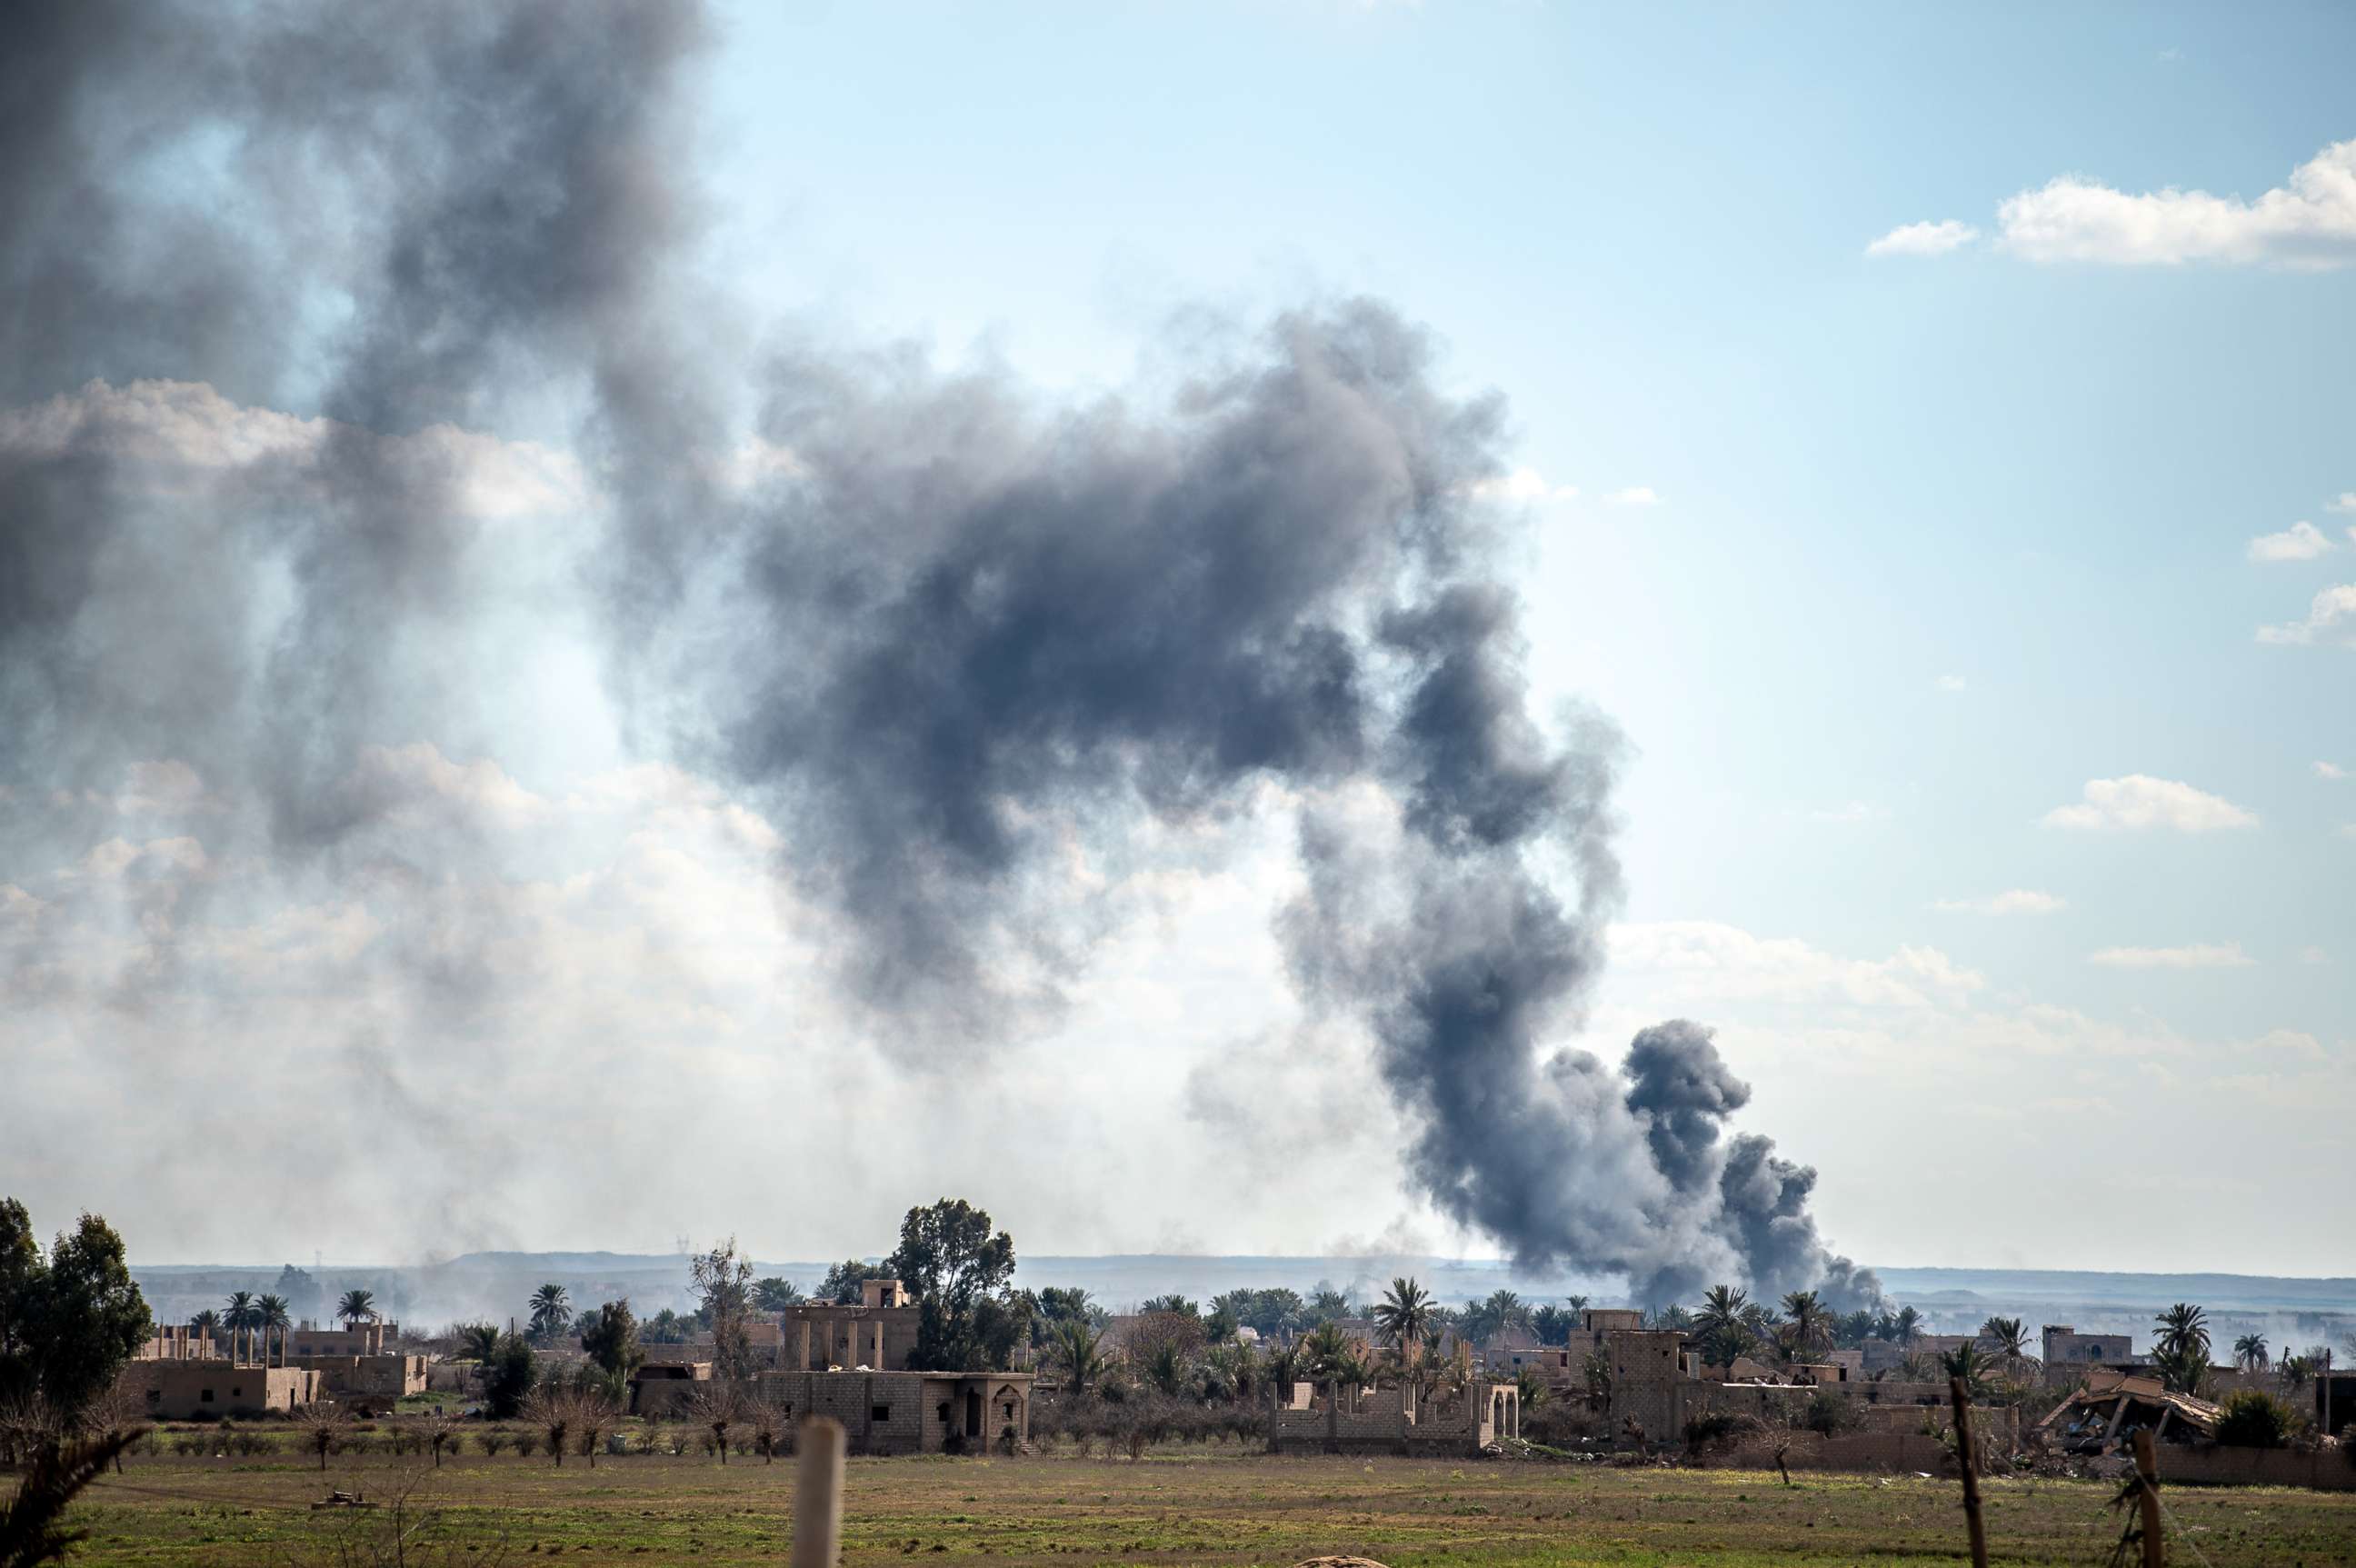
(0, 0), (1875, 1307)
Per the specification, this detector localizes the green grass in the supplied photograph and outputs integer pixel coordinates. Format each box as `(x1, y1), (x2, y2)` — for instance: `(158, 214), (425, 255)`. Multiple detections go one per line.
(56, 1444), (2356, 1566)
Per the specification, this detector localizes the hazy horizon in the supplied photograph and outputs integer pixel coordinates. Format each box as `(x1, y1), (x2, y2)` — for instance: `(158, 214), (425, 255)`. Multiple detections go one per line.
(5, 2), (2351, 1290)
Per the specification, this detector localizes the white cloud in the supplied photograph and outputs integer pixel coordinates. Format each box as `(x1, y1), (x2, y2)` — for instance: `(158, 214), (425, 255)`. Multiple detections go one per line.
(1865, 219), (1980, 258)
(2327, 493), (2356, 514)
(2247, 520), (2335, 562)
(1935, 674), (1968, 693)
(1997, 139), (2356, 267)
(340, 742), (551, 831)
(2039, 774), (2257, 832)
(1610, 920), (1984, 1008)
(2300, 945), (2331, 964)
(2087, 941), (2255, 970)
(2317, 761), (2348, 781)
(2257, 583), (2356, 646)
(1933, 889), (2067, 915)
(1601, 485), (1660, 507)
(1472, 465), (1579, 504)
(2340, 824), (2356, 841)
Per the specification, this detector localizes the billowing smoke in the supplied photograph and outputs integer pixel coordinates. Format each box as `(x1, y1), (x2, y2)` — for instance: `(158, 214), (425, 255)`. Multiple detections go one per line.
(0, 0), (1875, 1307)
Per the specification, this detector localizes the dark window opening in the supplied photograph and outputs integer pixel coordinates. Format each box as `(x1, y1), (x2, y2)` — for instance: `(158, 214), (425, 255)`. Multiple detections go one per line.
(201, 1389), (215, 1402)
(936, 1403), (951, 1423)
(871, 1404), (891, 1423)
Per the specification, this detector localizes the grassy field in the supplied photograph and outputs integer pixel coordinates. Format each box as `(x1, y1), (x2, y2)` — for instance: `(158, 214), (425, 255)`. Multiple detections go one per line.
(59, 1445), (2356, 1567)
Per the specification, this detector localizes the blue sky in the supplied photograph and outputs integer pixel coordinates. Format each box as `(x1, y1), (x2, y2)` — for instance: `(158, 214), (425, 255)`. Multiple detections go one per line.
(6, 2), (2351, 1280)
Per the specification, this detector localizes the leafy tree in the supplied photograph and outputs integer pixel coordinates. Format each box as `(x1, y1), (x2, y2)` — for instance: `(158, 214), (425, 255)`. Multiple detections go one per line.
(2215, 1389), (2298, 1449)
(187, 1308), (221, 1349)
(1211, 1288), (1304, 1337)
(2232, 1333), (2269, 1372)
(336, 1289), (377, 1329)
(1139, 1294), (1198, 1316)
(1038, 1287), (1097, 1327)
(1306, 1285), (1353, 1323)
(222, 1292), (258, 1365)
(484, 1333), (537, 1420)
(456, 1322), (500, 1365)
(886, 1198), (1017, 1373)
(527, 1283), (572, 1342)
(257, 1295), (290, 1365)
(1693, 1285), (1752, 1368)
(1981, 1316), (2032, 1361)
(690, 1239), (757, 1380)
(1531, 1304), (1573, 1346)
(1143, 1341), (1189, 1397)
(1940, 1341), (1993, 1397)
(0, 1203), (150, 1423)
(1564, 1293), (1591, 1314)
(2152, 1303), (2211, 1394)
(818, 1260), (886, 1304)
(752, 1277), (804, 1313)
(1373, 1279), (1436, 1368)
(1052, 1321), (1105, 1393)
(643, 1308), (687, 1344)
(2278, 1353), (2315, 1392)
(1649, 1303), (1694, 1331)
(1780, 1291), (1831, 1356)
(580, 1300), (644, 1383)
(1891, 1304), (1922, 1346)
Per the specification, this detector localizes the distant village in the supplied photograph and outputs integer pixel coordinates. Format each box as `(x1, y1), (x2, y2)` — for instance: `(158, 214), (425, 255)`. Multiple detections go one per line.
(100, 1201), (2356, 1478)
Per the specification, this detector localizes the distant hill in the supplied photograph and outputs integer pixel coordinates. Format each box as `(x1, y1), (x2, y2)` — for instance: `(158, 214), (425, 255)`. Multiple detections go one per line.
(130, 1252), (2356, 1349)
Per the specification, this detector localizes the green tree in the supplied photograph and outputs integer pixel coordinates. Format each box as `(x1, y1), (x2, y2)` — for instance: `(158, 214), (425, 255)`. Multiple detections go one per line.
(257, 1295), (290, 1366)
(691, 1238), (757, 1381)
(222, 1292), (258, 1366)
(1693, 1284), (1752, 1368)
(335, 1289), (377, 1329)
(2232, 1333), (2269, 1372)
(2214, 1389), (2297, 1449)
(1780, 1291), (1831, 1357)
(187, 1308), (221, 1346)
(1940, 1341), (1993, 1397)
(1373, 1278), (1436, 1360)
(0, 1202), (150, 1422)
(2152, 1303), (2211, 1394)
(1891, 1305), (1922, 1346)
(527, 1283), (572, 1342)
(1981, 1316), (2032, 1361)
(1307, 1285), (1353, 1323)
(887, 1198), (1017, 1372)
(1139, 1294), (1198, 1316)
(1531, 1304), (1573, 1346)
(1052, 1321), (1104, 1393)
(484, 1332), (537, 1419)
(817, 1260), (885, 1304)
(752, 1277), (804, 1313)
(580, 1300), (644, 1385)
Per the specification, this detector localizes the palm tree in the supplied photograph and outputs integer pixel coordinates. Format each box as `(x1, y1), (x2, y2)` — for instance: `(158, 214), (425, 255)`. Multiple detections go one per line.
(1564, 1294), (1591, 1314)
(1482, 1290), (1531, 1339)
(1373, 1278), (1436, 1368)
(1892, 1305), (1922, 1347)
(189, 1307), (222, 1348)
(258, 1294), (291, 1366)
(1695, 1284), (1751, 1367)
(529, 1283), (572, 1341)
(1941, 1342), (1993, 1397)
(1781, 1291), (1832, 1357)
(337, 1289), (377, 1328)
(2279, 1353), (2315, 1392)
(1982, 1316), (2032, 1361)
(2152, 1303), (2211, 1393)
(225, 1292), (257, 1364)
(1052, 1321), (1104, 1394)
(2232, 1333), (2269, 1372)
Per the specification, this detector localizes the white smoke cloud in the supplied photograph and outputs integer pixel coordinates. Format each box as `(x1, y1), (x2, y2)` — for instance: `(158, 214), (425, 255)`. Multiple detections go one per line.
(2040, 775), (2257, 832)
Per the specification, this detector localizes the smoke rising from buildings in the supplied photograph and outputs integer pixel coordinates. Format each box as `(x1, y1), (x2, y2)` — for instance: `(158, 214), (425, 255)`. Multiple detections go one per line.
(0, 0), (1873, 1306)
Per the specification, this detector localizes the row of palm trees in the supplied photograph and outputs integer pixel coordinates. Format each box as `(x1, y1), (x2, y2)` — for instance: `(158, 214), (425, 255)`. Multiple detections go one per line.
(185, 1286), (386, 1367)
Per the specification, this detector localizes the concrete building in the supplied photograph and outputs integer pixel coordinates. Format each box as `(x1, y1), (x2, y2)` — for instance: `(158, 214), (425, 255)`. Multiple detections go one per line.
(285, 1321), (398, 1358)
(753, 1370), (1035, 1455)
(630, 1362), (713, 1416)
(121, 1361), (320, 1419)
(1267, 1379), (1518, 1457)
(2042, 1325), (2143, 1367)
(135, 1326), (219, 1362)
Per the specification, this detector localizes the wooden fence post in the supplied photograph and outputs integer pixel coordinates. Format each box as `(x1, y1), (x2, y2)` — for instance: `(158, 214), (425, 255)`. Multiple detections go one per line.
(2131, 1428), (2163, 1568)
(792, 1416), (847, 1568)
(1947, 1376), (1988, 1568)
